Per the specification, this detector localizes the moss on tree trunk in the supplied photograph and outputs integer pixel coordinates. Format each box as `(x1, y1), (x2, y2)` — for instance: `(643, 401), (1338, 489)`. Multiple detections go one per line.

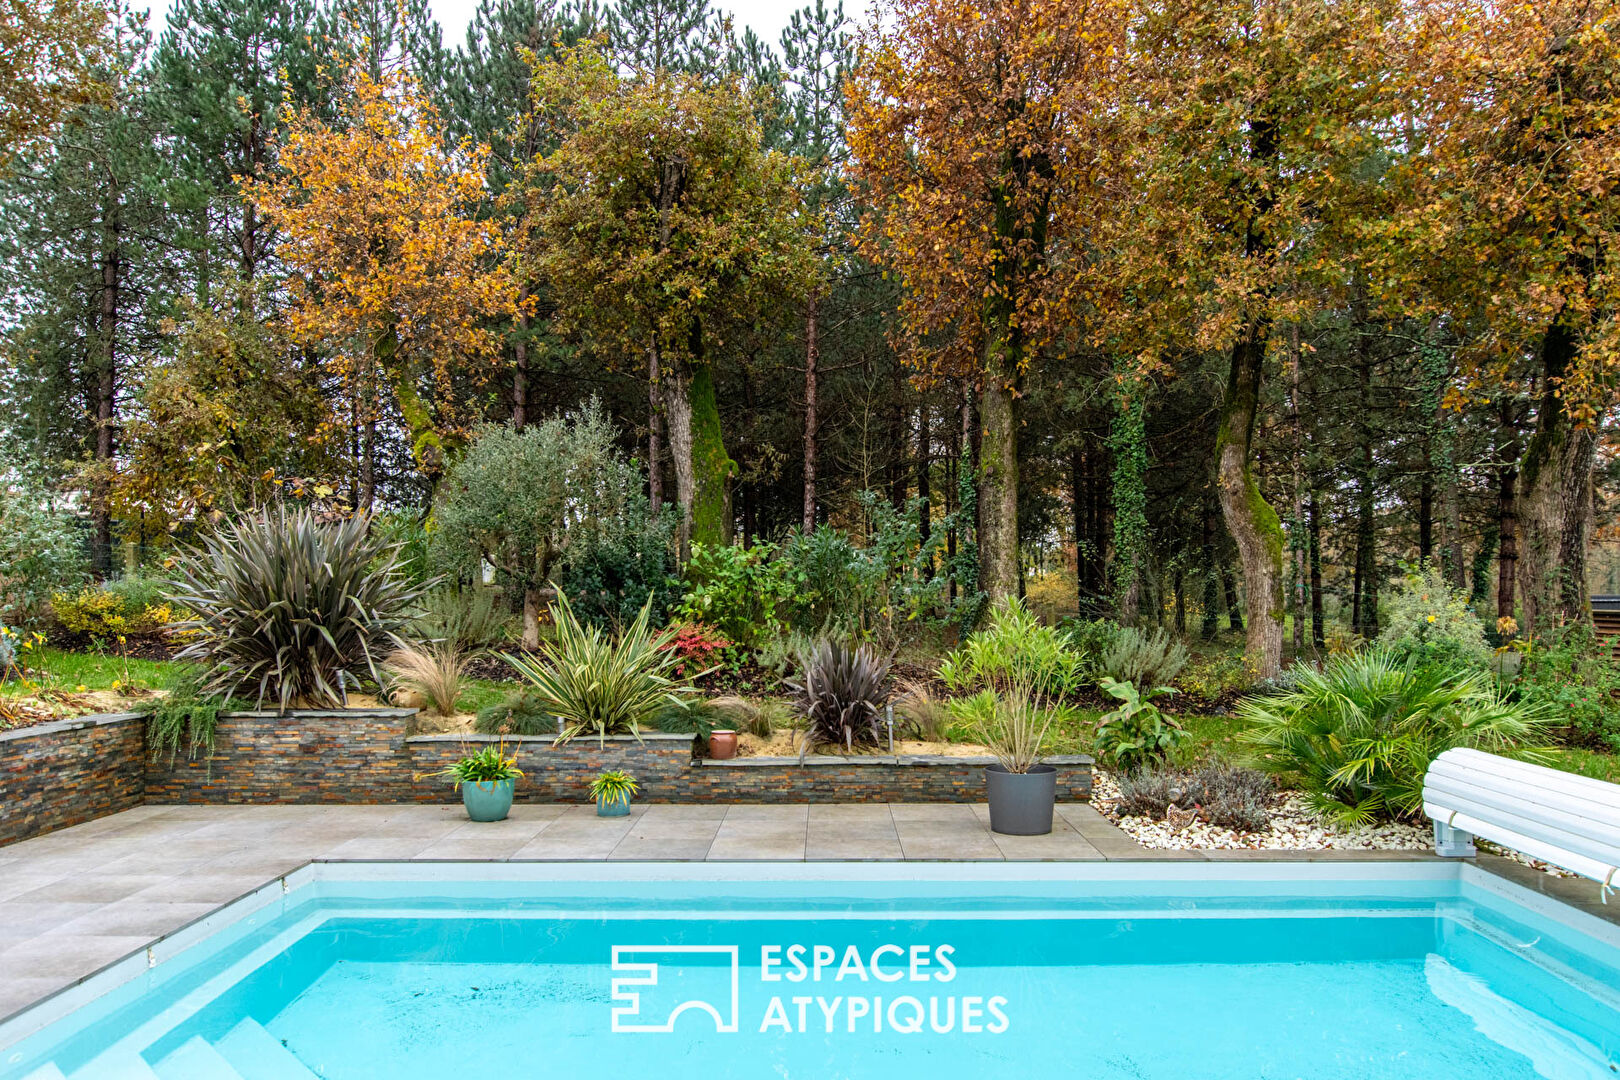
(661, 340), (734, 558)
(1216, 327), (1285, 679)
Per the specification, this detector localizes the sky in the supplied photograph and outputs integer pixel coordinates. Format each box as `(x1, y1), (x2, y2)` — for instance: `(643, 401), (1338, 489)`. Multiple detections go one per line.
(137, 0), (871, 54)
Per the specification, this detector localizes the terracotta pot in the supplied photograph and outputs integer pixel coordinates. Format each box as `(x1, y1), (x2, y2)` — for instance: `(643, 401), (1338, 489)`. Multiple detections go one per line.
(708, 729), (738, 760)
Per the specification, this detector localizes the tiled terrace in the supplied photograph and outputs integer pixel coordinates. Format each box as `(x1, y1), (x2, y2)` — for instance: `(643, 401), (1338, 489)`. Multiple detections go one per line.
(0, 801), (1138, 1020)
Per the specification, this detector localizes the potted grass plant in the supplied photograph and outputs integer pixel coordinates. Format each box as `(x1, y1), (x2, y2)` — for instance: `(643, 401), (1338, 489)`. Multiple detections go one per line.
(590, 769), (639, 816)
(424, 743), (525, 822)
(977, 682), (1058, 835)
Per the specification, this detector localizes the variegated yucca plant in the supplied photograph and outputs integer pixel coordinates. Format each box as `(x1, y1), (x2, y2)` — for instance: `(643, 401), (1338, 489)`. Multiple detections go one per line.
(502, 591), (690, 745)
(169, 508), (425, 713)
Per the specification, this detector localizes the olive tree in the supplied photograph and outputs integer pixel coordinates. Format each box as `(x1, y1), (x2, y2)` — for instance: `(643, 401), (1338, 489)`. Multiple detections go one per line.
(433, 402), (645, 647)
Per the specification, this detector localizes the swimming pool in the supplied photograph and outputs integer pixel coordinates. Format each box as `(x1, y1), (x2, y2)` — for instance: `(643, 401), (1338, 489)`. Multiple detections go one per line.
(1, 862), (1616, 1079)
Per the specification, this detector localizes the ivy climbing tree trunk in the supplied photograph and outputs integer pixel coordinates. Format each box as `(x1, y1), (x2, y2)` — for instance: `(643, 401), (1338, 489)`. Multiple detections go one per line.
(1215, 323), (1285, 678)
(1109, 367), (1148, 623)
(1516, 313), (1596, 631)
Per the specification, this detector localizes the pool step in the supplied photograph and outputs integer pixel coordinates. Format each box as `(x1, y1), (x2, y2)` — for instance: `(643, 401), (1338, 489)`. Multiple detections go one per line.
(216, 1018), (320, 1080)
(67, 1049), (164, 1079)
(18, 1064), (67, 1080)
(151, 1036), (246, 1080)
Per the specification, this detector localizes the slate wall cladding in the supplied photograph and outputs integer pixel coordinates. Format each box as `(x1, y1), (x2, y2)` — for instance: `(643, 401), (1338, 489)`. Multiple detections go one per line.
(0, 713), (145, 846)
(145, 707), (432, 804)
(1, 709), (1093, 844)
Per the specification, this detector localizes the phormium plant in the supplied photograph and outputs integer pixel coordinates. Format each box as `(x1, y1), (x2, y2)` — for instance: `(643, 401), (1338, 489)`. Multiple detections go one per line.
(169, 507), (426, 712)
(788, 638), (892, 759)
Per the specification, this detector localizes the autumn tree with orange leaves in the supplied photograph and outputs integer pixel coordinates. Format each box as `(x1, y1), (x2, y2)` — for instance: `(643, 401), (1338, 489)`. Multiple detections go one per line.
(1108, 0), (1399, 677)
(1394, 0), (1620, 632)
(846, 0), (1129, 604)
(245, 66), (518, 506)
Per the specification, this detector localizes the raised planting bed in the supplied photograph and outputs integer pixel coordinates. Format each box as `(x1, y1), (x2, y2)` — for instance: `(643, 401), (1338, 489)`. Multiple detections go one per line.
(0, 708), (1094, 845)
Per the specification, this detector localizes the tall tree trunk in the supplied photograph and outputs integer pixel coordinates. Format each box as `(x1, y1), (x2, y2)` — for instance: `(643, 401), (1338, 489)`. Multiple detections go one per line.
(1215, 325), (1283, 676)
(1496, 405), (1520, 624)
(1309, 492), (1325, 651)
(978, 367), (1019, 604)
(1352, 311), (1378, 638)
(801, 294), (818, 533)
(660, 330), (732, 559)
(1516, 313), (1596, 631)
(1289, 322), (1306, 659)
(648, 344), (663, 513)
(91, 202), (121, 578)
(917, 401), (931, 542)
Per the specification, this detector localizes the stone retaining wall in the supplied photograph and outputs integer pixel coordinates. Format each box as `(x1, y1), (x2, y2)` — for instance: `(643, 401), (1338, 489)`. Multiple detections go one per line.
(0, 713), (145, 846)
(682, 754), (1093, 803)
(1, 709), (1092, 845)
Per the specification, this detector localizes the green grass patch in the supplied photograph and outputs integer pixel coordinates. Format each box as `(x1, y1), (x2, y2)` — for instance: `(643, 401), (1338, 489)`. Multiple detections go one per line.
(456, 678), (517, 716)
(28, 647), (192, 692)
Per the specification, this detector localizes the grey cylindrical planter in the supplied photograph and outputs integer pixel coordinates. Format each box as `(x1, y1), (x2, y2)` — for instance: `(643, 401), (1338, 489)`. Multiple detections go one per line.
(462, 778), (515, 822)
(985, 764), (1057, 835)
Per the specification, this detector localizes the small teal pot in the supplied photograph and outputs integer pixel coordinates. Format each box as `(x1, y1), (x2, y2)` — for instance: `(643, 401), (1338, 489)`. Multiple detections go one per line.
(596, 793), (632, 817)
(461, 778), (515, 822)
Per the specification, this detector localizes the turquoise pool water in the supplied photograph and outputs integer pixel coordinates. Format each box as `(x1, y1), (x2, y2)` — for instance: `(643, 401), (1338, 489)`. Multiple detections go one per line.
(2, 865), (1617, 1079)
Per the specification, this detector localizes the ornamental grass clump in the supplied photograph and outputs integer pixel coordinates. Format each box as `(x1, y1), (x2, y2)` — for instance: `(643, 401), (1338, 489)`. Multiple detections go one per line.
(1238, 649), (1551, 825)
(788, 638), (892, 759)
(169, 508), (426, 712)
(975, 682), (1056, 774)
(502, 591), (689, 745)
(384, 639), (468, 716)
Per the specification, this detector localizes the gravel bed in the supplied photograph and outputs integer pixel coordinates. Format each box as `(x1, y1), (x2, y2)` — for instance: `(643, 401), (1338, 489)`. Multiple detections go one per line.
(1091, 771), (1431, 852)
(1092, 770), (1576, 878)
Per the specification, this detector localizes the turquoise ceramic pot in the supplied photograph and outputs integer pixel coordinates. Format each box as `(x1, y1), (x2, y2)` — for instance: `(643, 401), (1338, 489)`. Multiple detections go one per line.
(462, 778), (515, 822)
(596, 793), (632, 817)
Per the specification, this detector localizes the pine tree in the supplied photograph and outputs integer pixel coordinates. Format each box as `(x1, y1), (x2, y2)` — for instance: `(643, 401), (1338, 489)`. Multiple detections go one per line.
(0, 6), (173, 572)
(151, 0), (323, 287)
(604, 0), (720, 74)
(779, 0), (850, 532)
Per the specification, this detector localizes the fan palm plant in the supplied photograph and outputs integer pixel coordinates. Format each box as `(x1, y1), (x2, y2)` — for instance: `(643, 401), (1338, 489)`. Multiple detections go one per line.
(502, 591), (689, 744)
(1238, 649), (1551, 824)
